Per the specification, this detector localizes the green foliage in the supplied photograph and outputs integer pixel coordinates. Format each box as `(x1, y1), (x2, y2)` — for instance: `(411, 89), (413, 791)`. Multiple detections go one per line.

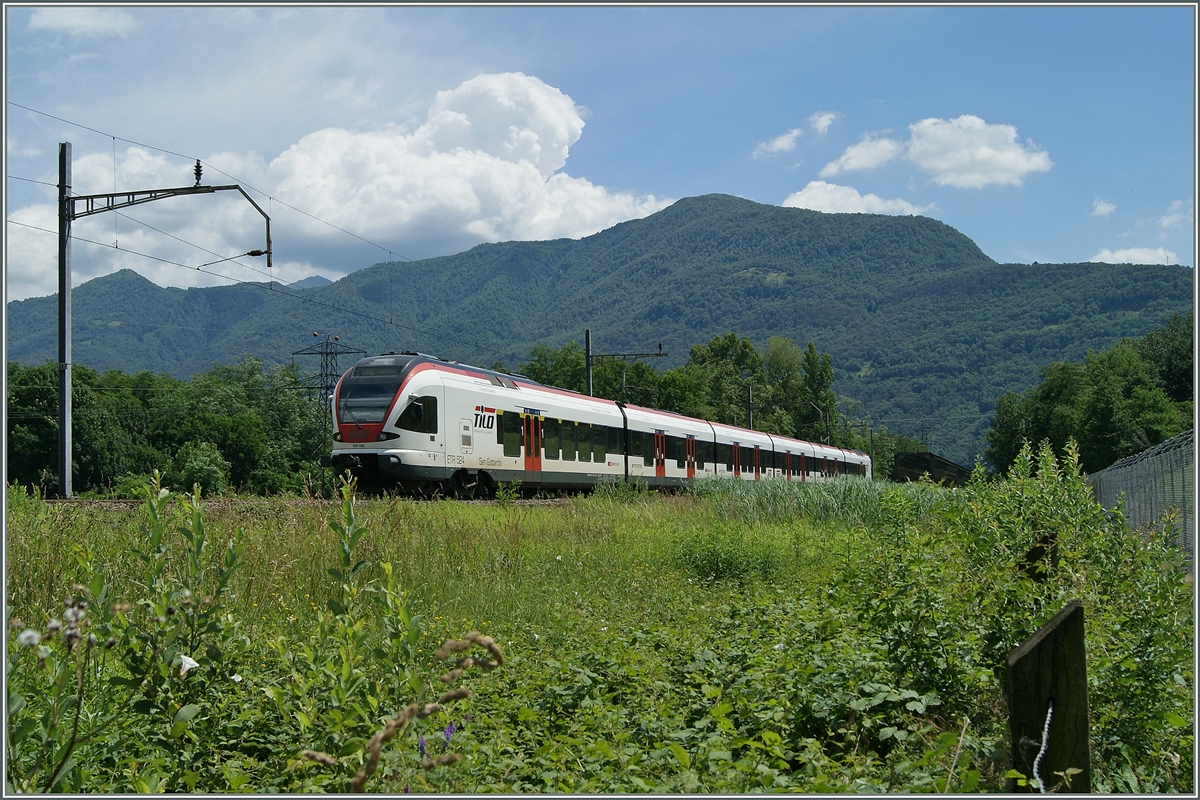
(6, 357), (325, 497)
(5, 462), (1191, 793)
(171, 441), (230, 497)
(985, 318), (1192, 474)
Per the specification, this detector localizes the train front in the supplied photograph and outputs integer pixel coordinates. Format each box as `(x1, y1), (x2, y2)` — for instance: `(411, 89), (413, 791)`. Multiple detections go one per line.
(325, 354), (431, 491)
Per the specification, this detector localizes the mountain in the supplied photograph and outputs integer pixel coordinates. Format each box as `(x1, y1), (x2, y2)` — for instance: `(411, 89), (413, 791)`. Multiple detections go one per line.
(6, 194), (1193, 465)
(289, 275), (333, 290)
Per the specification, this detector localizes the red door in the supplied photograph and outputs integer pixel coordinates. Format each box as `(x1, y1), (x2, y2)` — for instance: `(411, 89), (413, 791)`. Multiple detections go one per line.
(523, 415), (542, 477)
(685, 436), (696, 479)
(785, 452), (792, 481)
(800, 454), (807, 483)
(753, 446), (761, 480)
(732, 444), (741, 478)
(654, 432), (666, 478)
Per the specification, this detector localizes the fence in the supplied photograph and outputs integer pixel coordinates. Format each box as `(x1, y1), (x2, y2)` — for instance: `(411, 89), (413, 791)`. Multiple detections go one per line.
(1087, 429), (1194, 571)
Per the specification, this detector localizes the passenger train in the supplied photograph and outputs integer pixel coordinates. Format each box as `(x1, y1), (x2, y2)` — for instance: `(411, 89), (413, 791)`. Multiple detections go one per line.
(325, 352), (871, 497)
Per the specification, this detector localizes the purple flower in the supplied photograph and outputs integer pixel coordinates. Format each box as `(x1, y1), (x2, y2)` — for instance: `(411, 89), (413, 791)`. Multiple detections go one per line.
(418, 736), (426, 757)
(444, 722), (456, 746)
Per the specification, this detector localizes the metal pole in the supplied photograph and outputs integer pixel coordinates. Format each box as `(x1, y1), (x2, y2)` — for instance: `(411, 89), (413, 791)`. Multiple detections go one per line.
(585, 328), (593, 396)
(747, 383), (753, 430)
(57, 142), (72, 498)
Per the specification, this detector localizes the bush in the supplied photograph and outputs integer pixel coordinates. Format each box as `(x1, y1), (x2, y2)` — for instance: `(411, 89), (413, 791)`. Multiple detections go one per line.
(171, 440), (230, 496)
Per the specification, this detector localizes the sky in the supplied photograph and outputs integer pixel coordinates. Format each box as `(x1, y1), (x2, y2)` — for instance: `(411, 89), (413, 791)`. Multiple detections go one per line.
(4, 5), (1196, 304)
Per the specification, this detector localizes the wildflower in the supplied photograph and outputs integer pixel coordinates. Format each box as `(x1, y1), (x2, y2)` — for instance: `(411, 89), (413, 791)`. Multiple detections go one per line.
(87, 633), (98, 647)
(63, 606), (83, 624)
(17, 629), (41, 647)
(773, 643), (785, 651)
(555, 555), (562, 562)
(46, 619), (62, 634)
(178, 655), (199, 676)
(444, 722), (456, 745)
(418, 736), (427, 758)
(231, 674), (243, 683)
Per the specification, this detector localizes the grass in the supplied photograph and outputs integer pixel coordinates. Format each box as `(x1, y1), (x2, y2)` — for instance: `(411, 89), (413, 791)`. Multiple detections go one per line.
(4, 459), (1193, 793)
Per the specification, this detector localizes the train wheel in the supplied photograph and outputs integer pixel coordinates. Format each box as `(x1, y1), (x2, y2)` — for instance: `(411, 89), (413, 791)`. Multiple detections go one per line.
(450, 470), (480, 500)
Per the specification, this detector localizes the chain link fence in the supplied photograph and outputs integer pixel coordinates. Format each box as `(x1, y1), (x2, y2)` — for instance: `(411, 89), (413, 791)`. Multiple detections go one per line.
(1087, 429), (1194, 572)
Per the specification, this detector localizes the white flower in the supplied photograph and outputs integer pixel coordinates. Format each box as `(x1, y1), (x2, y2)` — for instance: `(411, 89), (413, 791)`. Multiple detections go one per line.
(46, 619), (62, 633)
(178, 655), (199, 676)
(230, 674), (243, 683)
(63, 607), (82, 624)
(773, 643), (786, 651)
(17, 629), (41, 647)
(555, 555), (562, 562)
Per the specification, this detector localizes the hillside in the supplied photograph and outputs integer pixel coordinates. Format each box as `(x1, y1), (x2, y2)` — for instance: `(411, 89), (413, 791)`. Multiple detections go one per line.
(6, 194), (1193, 465)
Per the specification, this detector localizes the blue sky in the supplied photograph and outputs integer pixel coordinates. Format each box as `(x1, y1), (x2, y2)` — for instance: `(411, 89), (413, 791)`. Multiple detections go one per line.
(5, 5), (1195, 302)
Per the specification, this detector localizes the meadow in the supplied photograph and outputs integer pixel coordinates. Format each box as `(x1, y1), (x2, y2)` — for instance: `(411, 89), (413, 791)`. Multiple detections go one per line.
(5, 443), (1193, 793)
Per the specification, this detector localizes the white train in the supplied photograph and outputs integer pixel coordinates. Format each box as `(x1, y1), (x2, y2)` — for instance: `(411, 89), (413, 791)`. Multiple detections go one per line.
(325, 352), (871, 497)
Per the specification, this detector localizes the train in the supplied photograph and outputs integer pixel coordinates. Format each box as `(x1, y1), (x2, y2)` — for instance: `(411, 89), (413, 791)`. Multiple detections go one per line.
(324, 351), (871, 497)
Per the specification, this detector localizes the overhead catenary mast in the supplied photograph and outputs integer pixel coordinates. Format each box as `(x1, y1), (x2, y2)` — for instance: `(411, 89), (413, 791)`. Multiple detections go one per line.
(55, 142), (272, 497)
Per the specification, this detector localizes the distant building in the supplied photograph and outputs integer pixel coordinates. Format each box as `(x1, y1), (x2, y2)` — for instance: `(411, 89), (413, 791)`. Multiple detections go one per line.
(890, 451), (973, 487)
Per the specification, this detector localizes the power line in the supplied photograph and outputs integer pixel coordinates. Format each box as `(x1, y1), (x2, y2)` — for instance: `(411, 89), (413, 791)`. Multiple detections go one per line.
(7, 101), (414, 264)
(7, 218), (493, 357)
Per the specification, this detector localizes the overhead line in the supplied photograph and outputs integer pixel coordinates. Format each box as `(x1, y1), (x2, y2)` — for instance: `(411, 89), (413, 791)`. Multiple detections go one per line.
(6, 219), (491, 356)
(7, 101), (414, 263)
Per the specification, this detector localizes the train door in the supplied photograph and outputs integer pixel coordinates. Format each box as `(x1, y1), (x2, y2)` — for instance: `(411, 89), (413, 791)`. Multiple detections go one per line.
(800, 453), (807, 483)
(784, 452), (792, 482)
(523, 414), (542, 480)
(753, 446), (761, 480)
(654, 431), (666, 479)
(685, 436), (696, 480)
(732, 443), (741, 477)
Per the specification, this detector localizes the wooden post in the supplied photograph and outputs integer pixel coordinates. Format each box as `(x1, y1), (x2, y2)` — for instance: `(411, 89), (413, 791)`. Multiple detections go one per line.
(1006, 599), (1091, 792)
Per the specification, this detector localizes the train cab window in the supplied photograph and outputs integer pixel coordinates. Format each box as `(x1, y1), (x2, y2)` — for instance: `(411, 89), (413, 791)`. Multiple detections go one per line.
(500, 411), (522, 458)
(577, 423), (593, 463)
(543, 418), (560, 460)
(396, 396), (438, 434)
(339, 381), (402, 425)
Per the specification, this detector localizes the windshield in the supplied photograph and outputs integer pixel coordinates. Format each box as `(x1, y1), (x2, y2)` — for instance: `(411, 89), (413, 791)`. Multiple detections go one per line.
(338, 381), (401, 424)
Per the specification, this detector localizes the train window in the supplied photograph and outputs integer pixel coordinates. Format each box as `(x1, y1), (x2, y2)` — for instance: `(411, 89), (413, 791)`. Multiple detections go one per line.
(606, 425), (623, 456)
(577, 423), (592, 463)
(396, 396), (437, 434)
(501, 411), (522, 458)
(740, 446), (753, 473)
(630, 429), (642, 458)
(543, 418), (560, 460)
(560, 421), (576, 461)
(666, 436), (682, 468)
(339, 382), (401, 425)
(643, 432), (655, 467)
(696, 439), (707, 470)
(593, 426), (607, 462)
(718, 443), (732, 470)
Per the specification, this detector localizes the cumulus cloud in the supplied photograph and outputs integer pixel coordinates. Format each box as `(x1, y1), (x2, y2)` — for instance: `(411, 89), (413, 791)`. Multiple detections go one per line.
(4, 72), (672, 301)
(1090, 247), (1179, 265)
(808, 111), (837, 135)
(782, 181), (932, 216)
(1159, 199), (1193, 229)
(28, 7), (136, 37)
(905, 115), (1051, 188)
(1092, 197), (1115, 217)
(818, 135), (904, 178)
(753, 128), (802, 158)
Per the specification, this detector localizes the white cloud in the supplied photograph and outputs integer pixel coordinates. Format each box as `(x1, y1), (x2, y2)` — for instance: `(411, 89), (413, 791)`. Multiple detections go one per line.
(4, 72), (672, 301)
(28, 8), (136, 37)
(1159, 199), (1193, 229)
(781, 181), (932, 216)
(808, 111), (837, 136)
(1092, 197), (1115, 217)
(818, 135), (904, 177)
(753, 128), (802, 159)
(905, 115), (1051, 188)
(1090, 247), (1179, 265)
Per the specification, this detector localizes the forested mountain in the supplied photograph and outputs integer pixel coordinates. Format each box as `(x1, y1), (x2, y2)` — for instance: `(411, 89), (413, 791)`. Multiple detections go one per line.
(6, 194), (1193, 465)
